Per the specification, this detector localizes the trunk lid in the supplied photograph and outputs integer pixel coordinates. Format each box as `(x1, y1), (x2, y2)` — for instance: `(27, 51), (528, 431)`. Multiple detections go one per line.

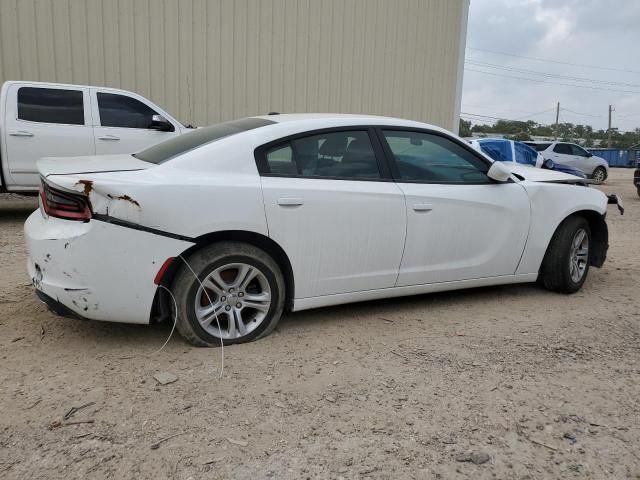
(38, 154), (151, 178)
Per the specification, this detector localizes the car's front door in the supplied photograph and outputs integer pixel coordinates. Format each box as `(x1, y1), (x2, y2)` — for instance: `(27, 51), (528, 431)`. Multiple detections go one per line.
(257, 128), (407, 299)
(379, 128), (531, 286)
(550, 142), (578, 167)
(91, 89), (180, 155)
(4, 84), (94, 188)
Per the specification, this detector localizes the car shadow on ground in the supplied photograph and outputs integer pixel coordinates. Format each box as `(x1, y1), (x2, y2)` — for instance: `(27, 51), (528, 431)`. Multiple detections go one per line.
(27, 282), (541, 352)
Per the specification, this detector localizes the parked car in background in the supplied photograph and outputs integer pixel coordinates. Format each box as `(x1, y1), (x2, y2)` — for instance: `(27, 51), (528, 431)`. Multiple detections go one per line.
(524, 141), (609, 183)
(26, 114), (621, 347)
(469, 138), (586, 178)
(0, 81), (190, 194)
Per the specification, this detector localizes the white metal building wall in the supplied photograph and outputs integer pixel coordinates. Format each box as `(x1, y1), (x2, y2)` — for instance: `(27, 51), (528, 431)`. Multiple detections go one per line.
(0, 0), (468, 131)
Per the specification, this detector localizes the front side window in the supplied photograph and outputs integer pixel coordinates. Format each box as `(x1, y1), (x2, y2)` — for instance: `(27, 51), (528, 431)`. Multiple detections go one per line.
(97, 92), (162, 129)
(514, 142), (538, 166)
(17, 87), (84, 125)
(382, 130), (490, 184)
(570, 144), (588, 157)
(264, 130), (381, 179)
(478, 140), (513, 162)
(553, 143), (572, 155)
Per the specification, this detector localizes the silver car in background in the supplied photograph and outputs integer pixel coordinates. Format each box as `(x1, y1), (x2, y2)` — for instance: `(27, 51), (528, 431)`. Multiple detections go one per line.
(524, 141), (609, 183)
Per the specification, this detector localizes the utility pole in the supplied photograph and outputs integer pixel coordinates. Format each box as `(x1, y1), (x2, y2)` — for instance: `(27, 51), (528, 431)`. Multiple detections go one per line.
(607, 105), (614, 148)
(554, 102), (560, 140)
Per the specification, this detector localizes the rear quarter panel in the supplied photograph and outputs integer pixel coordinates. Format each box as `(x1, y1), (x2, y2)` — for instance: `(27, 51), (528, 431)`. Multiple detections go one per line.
(516, 181), (607, 274)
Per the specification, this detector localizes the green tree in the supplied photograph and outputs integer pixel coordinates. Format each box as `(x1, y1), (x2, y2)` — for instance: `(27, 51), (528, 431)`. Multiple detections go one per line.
(459, 118), (472, 137)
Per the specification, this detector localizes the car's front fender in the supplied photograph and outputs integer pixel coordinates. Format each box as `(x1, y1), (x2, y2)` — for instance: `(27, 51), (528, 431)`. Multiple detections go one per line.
(516, 181), (607, 275)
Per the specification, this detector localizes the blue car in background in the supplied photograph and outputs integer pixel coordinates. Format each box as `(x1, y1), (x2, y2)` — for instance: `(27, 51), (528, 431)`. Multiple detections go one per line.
(469, 138), (586, 178)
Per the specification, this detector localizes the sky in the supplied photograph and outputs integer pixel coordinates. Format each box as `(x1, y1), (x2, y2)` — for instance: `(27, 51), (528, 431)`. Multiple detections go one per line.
(462, 0), (640, 132)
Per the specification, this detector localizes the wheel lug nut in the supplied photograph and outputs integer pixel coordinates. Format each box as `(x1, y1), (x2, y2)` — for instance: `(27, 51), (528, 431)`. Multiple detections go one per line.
(229, 288), (234, 293)
(225, 305), (231, 311)
(220, 296), (226, 301)
(236, 302), (242, 308)
(238, 292), (244, 297)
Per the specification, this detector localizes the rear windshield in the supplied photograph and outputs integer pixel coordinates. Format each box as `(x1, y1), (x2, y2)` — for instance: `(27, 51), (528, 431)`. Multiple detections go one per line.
(133, 117), (276, 164)
(525, 142), (551, 152)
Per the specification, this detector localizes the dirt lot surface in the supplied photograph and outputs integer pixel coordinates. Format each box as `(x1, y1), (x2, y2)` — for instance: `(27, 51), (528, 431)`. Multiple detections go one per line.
(1, 170), (639, 479)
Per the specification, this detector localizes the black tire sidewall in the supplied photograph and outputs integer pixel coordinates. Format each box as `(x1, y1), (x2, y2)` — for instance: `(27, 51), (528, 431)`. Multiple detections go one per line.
(180, 253), (282, 345)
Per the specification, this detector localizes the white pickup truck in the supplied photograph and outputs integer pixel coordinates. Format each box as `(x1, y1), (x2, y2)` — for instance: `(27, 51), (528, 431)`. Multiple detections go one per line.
(0, 81), (190, 193)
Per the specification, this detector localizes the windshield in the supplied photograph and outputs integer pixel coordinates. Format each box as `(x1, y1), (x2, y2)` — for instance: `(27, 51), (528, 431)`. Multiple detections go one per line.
(478, 140), (512, 162)
(134, 117), (276, 164)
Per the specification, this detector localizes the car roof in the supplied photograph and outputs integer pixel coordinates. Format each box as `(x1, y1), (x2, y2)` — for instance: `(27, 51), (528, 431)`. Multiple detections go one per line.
(251, 113), (448, 132)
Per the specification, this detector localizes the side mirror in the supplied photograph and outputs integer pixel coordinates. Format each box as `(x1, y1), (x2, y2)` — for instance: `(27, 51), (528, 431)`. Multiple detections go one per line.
(487, 161), (512, 183)
(586, 152), (593, 157)
(150, 114), (174, 132)
(542, 158), (555, 170)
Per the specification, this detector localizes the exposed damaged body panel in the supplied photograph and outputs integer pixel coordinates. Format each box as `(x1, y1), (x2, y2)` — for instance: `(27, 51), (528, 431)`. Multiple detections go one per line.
(26, 213), (193, 324)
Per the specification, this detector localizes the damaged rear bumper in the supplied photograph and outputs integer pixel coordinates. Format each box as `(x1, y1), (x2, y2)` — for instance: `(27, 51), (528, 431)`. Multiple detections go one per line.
(25, 211), (193, 324)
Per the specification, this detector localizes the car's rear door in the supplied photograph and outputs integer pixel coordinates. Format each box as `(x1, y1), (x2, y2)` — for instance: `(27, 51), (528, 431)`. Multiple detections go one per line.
(378, 128), (530, 286)
(3, 84), (94, 188)
(256, 128), (407, 299)
(90, 89), (180, 155)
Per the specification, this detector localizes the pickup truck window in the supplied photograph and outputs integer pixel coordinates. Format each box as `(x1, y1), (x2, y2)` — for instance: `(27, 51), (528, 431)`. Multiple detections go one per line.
(17, 87), (84, 125)
(97, 92), (158, 129)
(134, 117), (276, 164)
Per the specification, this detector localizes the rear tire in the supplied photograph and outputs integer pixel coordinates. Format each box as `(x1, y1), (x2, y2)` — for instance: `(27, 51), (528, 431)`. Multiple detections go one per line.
(591, 166), (607, 184)
(172, 242), (286, 347)
(540, 216), (591, 294)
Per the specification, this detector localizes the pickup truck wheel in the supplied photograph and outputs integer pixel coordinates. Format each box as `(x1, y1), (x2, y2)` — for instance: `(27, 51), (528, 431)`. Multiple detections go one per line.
(172, 242), (285, 347)
(540, 216), (591, 294)
(591, 167), (607, 184)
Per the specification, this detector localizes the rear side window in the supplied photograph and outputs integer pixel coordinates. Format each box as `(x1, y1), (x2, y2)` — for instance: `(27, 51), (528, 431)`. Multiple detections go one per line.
(478, 140), (512, 162)
(97, 92), (160, 129)
(514, 142), (538, 166)
(383, 130), (490, 184)
(134, 117), (276, 164)
(264, 130), (381, 179)
(526, 143), (551, 152)
(17, 87), (84, 125)
(553, 143), (572, 154)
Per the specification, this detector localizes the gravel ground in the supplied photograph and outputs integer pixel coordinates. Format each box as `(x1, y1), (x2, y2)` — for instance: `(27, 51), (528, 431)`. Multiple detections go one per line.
(1, 169), (639, 479)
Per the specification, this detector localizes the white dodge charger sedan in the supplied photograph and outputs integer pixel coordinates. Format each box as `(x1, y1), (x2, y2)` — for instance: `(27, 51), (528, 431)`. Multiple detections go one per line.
(25, 114), (619, 346)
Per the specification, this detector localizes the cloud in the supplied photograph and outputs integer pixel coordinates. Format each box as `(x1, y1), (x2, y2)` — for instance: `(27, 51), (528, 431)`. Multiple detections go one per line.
(462, 0), (640, 131)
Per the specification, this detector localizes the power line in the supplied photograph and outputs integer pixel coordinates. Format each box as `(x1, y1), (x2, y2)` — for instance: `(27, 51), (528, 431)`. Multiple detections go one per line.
(467, 46), (640, 75)
(460, 111), (552, 125)
(560, 108), (602, 118)
(465, 68), (640, 95)
(466, 59), (640, 88)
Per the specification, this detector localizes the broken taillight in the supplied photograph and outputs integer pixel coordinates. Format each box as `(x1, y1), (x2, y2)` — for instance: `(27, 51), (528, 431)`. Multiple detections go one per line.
(40, 180), (92, 222)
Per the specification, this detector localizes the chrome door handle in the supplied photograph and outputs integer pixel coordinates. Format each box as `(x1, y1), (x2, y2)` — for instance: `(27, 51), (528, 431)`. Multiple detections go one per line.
(98, 135), (120, 141)
(412, 203), (433, 212)
(277, 197), (304, 206)
(9, 130), (34, 137)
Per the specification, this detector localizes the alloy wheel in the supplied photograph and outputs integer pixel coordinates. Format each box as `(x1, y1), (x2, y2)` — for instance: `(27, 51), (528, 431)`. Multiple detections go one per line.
(569, 228), (589, 283)
(194, 263), (271, 339)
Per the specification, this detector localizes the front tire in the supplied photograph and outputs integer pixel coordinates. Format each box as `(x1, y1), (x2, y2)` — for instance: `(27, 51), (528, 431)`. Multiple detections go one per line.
(540, 216), (591, 293)
(172, 242), (286, 347)
(591, 166), (607, 184)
